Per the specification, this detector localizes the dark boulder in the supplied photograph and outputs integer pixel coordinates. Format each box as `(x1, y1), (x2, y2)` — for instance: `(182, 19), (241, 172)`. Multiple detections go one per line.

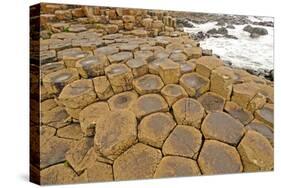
(243, 25), (268, 37)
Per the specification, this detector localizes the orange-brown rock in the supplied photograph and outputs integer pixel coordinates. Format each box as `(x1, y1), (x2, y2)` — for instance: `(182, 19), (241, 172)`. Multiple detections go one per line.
(198, 140), (243, 175)
(138, 112), (176, 148)
(93, 76), (114, 100)
(224, 101), (254, 125)
(196, 56), (224, 78)
(163, 125), (202, 158)
(160, 84), (188, 107)
(238, 130), (273, 172)
(113, 143), (162, 180)
(172, 97), (205, 128)
(198, 92), (225, 113)
(79, 102), (110, 136)
(133, 74), (164, 95)
(105, 64), (134, 93)
(201, 112), (245, 145)
(180, 72), (210, 98)
(94, 110), (137, 160)
(254, 103), (273, 127)
(154, 156), (201, 178)
(108, 91), (138, 111)
(131, 94), (169, 119)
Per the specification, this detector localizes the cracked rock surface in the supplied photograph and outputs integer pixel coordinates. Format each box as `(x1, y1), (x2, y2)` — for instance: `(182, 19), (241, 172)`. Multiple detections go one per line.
(34, 3), (274, 185)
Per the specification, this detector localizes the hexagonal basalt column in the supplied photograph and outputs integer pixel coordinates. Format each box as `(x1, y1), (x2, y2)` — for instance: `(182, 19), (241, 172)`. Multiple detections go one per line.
(162, 125), (202, 159)
(132, 74), (164, 95)
(159, 59), (181, 84)
(76, 55), (109, 78)
(154, 156), (201, 178)
(41, 61), (65, 76)
(105, 64), (134, 93)
(94, 110), (137, 160)
(201, 112), (245, 145)
(79, 102), (110, 136)
(43, 68), (79, 95)
(180, 72), (210, 98)
(160, 84), (188, 107)
(108, 91), (138, 111)
(238, 130), (273, 172)
(255, 103), (273, 127)
(63, 50), (91, 68)
(108, 51), (133, 64)
(94, 46), (119, 56)
(172, 97), (205, 129)
(210, 66), (236, 100)
(231, 82), (260, 109)
(113, 143), (162, 180)
(58, 79), (96, 119)
(245, 121), (273, 146)
(198, 92), (225, 113)
(148, 58), (169, 75)
(138, 112), (176, 148)
(126, 58), (148, 77)
(196, 56), (224, 78)
(131, 94), (169, 119)
(198, 140), (243, 175)
(224, 101), (254, 125)
(93, 76), (114, 100)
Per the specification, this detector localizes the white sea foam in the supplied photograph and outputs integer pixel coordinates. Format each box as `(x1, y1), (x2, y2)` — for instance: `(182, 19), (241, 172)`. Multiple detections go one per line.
(184, 17), (274, 71)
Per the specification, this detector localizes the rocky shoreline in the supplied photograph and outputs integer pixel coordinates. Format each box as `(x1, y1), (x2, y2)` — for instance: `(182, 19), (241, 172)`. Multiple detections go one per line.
(30, 3), (274, 185)
(174, 12), (274, 81)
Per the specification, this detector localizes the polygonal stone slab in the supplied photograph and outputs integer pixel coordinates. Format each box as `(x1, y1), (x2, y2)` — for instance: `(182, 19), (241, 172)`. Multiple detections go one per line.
(159, 59), (181, 84)
(224, 101), (254, 125)
(148, 58), (169, 75)
(76, 55), (109, 78)
(40, 136), (74, 169)
(162, 125), (202, 159)
(247, 92), (266, 113)
(84, 160), (113, 182)
(138, 112), (176, 148)
(134, 50), (154, 62)
(63, 50), (91, 68)
(126, 58), (148, 77)
(58, 79), (96, 110)
(254, 103), (273, 127)
(198, 92), (225, 113)
(180, 72), (210, 98)
(183, 47), (202, 59)
(178, 60), (196, 74)
(201, 112), (245, 145)
(105, 64), (134, 93)
(172, 97), (205, 129)
(94, 46), (119, 56)
(65, 137), (94, 173)
(231, 82), (260, 108)
(57, 123), (83, 140)
(210, 66), (236, 100)
(198, 140), (243, 175)
(196, 56), (224, 78)
(43, 68), (80, 95)
(108, 91), (138, 111)
(133, 74), (164, 95)
(119, 43), (139, 52)
(169, 52), (187, 62)
(41, 61), (65, 76)
(40, 163), (78, 185)
(41, 106), (69, 128)
(79, 102), (110, 136)
(108, 51), (133, 64)
(40, 50), (57, 64)
(113, 143), (162, 180)
(246, 120), (274, 146)
(131, 94), (169, 119)
(154, 156), (201, 178)
(160, 84), (188, 107)
(238, 130), (273, 172)
(93, 76), (114, 100)
(94, 110), (137, 160)
(57, 48), (81, 60)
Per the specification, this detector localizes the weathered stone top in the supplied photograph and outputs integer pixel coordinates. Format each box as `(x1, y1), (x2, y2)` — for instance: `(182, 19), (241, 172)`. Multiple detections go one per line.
(32, 3), (274, 185)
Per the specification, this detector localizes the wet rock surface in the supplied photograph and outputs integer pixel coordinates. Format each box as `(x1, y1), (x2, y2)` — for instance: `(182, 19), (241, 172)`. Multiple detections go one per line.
(35, 4), (274, 184)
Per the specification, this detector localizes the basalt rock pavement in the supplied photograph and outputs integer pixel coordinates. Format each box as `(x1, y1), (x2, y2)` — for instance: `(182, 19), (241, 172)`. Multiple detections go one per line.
(30, 3), (274, 185)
